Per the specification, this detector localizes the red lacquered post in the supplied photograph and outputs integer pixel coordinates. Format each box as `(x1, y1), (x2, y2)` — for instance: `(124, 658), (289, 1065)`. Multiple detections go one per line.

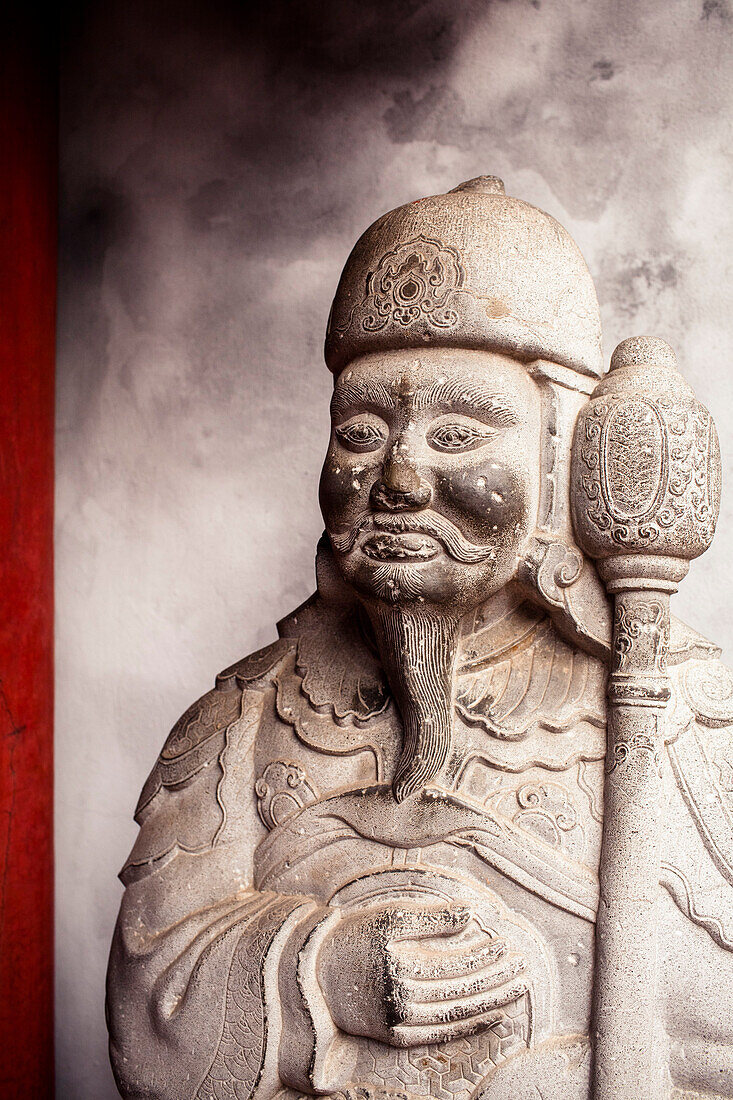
(0, 13), (57, 1097)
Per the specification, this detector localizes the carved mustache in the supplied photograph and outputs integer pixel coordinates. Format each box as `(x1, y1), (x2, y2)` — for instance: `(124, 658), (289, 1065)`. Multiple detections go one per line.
(328, 511), (497, 565)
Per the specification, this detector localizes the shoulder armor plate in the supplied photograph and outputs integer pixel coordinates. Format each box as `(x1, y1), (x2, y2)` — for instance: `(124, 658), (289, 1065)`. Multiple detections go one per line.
(135, 639), (294, 817)
(135, 682), (243, 817)
(216, 638), (294, 691)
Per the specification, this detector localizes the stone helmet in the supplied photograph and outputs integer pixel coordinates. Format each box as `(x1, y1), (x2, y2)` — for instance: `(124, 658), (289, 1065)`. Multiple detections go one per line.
(325, 175), (603, 392)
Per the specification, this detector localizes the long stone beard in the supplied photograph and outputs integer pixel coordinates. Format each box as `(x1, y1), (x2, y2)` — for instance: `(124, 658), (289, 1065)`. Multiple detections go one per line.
(368, 600), (460, 803)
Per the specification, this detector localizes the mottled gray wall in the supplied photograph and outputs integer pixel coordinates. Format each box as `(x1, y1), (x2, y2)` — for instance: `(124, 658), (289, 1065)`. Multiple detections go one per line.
(57, 1), (733, 1095)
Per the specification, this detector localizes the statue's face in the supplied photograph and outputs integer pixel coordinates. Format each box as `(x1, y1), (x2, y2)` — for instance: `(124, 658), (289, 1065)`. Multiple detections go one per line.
(320, 348), (541, 611)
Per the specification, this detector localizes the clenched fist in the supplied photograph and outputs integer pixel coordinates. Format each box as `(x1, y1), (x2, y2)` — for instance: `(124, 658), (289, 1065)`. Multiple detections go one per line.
(316, 901), (527, 1048)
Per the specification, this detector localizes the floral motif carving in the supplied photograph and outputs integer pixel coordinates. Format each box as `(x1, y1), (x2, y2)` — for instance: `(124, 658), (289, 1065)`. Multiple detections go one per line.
(357, 237), (465, 333)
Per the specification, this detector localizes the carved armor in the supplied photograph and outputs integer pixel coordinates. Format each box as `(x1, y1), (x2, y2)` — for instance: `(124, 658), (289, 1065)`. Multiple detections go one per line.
(108, 574), (733, 1100)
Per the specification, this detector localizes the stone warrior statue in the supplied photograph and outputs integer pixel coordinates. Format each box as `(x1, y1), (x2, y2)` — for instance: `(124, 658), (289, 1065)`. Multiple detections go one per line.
(107, 177), (731, 1099)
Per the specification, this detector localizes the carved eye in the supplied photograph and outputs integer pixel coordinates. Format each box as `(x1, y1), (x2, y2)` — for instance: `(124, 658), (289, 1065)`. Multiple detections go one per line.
(335, 418), (388, 452)
(428, 421), (495, 453)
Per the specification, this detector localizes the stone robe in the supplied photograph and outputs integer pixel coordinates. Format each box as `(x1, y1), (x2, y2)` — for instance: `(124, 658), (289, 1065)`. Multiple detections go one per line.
(107, 583), (733, 1100)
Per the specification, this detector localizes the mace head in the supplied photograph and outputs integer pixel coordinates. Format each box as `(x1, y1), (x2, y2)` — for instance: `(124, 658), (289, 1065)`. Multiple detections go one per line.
(570, 336), (721, 578)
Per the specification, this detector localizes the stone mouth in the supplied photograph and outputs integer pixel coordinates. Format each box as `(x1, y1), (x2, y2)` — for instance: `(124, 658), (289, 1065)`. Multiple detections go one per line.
(362, 531), (439, 562)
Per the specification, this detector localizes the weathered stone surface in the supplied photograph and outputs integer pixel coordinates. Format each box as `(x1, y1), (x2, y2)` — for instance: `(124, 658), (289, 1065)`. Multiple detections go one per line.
(108, 179), (730, 1099)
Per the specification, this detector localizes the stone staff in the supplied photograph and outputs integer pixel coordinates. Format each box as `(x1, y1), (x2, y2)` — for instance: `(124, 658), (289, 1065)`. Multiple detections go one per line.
(570, 336), (721, 1099)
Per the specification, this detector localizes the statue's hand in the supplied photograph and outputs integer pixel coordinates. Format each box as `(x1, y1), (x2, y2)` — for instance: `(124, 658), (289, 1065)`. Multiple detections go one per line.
(316, 901), (527, 1048)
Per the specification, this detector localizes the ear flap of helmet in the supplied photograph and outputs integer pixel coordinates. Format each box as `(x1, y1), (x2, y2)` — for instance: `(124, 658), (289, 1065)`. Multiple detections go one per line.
(517, 532), (611, 662)
(518, 369), (612, 662)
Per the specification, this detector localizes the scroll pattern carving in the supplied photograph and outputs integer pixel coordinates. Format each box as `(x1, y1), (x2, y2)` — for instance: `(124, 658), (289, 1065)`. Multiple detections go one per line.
(482, 779), (587, 863)
(513, 783), (578, 846)
(606, 729), (660, 776)
(255, 760), (318, 831)
(614, 602), (668, 674)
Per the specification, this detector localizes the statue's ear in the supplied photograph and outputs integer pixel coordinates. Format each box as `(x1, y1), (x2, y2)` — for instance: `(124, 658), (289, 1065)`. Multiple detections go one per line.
(517, 532), (612, 662)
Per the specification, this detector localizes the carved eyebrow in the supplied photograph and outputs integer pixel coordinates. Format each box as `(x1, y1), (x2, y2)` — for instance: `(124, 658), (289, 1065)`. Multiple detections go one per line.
(412, 379), (520, 423)
(331, 376), (520, 423)
(331, 380), (396, 418)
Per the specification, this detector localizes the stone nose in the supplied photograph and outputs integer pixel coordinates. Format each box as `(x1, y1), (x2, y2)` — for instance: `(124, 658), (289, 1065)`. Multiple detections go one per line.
(370, 454), (432, 511)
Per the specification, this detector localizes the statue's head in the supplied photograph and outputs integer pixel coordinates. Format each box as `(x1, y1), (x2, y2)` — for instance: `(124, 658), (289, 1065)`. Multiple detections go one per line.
(320, 176), (603, 618)
(318, 176), (606, 799)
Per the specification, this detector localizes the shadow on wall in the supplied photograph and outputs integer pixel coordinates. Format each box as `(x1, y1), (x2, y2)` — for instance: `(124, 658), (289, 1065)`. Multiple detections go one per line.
(60, 0), (477, 254)
(58, 0), (487, 434)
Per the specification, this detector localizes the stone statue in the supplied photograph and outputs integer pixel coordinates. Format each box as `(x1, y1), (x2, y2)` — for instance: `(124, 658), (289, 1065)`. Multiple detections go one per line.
(107, 176), (731, 1100)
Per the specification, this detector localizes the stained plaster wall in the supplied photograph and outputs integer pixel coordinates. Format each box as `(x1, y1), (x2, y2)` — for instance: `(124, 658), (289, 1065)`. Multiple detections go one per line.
(57, 1), (733, 1095)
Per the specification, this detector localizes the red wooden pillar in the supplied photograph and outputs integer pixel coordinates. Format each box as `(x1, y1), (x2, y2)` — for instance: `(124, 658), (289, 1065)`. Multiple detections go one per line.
(0, 13), (57, 1097)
